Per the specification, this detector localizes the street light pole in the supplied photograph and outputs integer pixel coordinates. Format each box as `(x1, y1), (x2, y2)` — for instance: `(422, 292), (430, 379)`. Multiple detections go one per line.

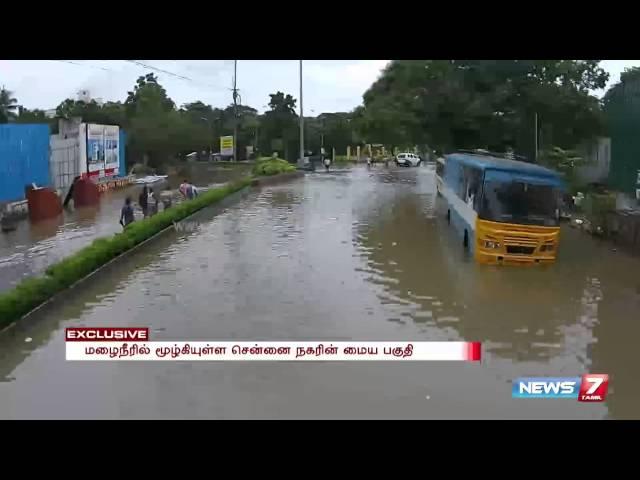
(299, 60), (304, 168)
(233, 60), (238, 162)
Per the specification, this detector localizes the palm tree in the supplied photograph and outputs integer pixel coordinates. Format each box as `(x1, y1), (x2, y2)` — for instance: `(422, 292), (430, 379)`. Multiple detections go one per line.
(0, 86), (18, 123)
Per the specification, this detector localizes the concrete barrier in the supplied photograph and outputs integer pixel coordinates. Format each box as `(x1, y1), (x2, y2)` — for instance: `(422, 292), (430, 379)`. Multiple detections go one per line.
(27, 188), (63, 222)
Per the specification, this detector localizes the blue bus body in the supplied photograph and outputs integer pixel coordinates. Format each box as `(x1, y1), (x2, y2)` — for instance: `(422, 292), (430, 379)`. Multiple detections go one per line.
(437, 152), (564, 263)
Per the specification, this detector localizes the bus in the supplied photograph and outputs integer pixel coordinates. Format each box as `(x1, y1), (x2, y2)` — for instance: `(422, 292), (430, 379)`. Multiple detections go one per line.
(436, 152), (564, 265)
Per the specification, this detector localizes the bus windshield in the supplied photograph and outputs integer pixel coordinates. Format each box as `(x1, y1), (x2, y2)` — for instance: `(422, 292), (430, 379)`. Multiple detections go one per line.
(480, 180), (560, 226)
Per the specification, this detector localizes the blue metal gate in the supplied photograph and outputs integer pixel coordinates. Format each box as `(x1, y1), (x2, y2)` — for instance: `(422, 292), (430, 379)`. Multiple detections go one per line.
(0, 124), (51, 202)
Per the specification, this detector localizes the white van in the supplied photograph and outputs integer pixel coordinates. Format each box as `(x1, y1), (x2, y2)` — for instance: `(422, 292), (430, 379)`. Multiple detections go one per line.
(395, 152), (422, 167)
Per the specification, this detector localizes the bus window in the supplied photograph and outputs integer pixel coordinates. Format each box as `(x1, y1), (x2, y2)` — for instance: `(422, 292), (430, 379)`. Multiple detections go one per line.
(480, 180), (560, 226)
(462, 166), (482, 210)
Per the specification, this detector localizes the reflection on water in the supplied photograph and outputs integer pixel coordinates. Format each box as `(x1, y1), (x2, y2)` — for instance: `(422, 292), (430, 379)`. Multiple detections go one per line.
(0, 167), (248, 294)
(0, 188), (132, 293)
(0, 166), (638, 419)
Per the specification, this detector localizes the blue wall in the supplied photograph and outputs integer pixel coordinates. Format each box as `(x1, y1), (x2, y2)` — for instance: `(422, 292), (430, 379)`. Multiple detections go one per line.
(119, 129), (127, 177)
(0, 124), (51, 203)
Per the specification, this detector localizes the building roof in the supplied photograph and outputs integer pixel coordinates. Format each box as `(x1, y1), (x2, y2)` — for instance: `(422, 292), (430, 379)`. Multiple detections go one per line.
(445, 152), (561, 178)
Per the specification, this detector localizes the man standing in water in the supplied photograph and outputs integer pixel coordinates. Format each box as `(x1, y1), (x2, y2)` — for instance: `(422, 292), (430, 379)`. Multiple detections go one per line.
(148, 188), (158, 216)
(139, 185), (149, 218)
(179, 179), (189, 199)
(119, 197), (135, 228)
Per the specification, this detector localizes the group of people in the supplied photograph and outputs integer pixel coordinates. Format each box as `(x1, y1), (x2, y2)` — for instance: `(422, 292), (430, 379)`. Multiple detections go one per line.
(179, 179), (199, 200)
(120, 185), (159, 228)
(120, 179), (201, 228)
(140, 185), (159, 218)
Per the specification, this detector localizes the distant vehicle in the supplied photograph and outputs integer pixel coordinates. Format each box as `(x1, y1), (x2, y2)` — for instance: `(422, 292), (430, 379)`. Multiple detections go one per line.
(395, 153), (422, 167)
(439, 152), (564, 265)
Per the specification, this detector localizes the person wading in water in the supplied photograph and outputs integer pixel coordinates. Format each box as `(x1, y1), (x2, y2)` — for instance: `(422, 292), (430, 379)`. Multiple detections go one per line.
(139, 185), (149, 218)
(148, 188), (158, 216)
(119, 197), (135, 228)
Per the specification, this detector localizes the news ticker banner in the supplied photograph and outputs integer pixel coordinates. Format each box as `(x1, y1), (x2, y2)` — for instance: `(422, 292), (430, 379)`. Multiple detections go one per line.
(65, 328), (482, 362)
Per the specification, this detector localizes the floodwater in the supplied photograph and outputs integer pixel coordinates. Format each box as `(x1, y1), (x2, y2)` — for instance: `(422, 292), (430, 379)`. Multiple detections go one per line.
(1, 165), (639, 419)
(0, 165), (245, 293)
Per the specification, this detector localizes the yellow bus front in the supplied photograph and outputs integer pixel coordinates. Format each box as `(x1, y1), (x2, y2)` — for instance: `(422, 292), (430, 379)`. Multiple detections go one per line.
(475, 219), (560, 265)
(474, 170), (563, 265)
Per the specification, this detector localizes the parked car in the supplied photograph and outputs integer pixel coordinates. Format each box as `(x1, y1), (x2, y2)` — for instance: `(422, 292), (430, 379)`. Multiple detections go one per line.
(395, 153), (422, 167)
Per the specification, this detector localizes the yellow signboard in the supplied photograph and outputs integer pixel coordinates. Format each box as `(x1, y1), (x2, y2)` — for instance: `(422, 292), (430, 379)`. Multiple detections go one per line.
(220, 135), (234, 156)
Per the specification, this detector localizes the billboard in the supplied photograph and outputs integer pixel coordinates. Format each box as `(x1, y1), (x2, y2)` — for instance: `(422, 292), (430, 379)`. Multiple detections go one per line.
(220, 135), (234, 156)
(81, 123), (120, 179)
(104, 125), (119, 175)
(87, 123), (105, 176)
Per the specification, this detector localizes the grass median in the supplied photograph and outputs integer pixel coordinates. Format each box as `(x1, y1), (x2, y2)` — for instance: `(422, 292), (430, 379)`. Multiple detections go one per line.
(0, 177), (253, 330)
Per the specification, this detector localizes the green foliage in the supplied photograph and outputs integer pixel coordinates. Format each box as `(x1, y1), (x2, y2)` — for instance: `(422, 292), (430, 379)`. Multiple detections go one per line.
(356, 60), (609, 157)
(252, 158), (296, 176)
(0, 87), (18, 123)
(260, 92), (298, 160)
(0, 178), (252, 330)
(0, 276), (61, 323)
(583, 192), (616, 233)
(318, 112), (357, 155)
(539, 146), (586, 190)
(14, 107), (48, 124)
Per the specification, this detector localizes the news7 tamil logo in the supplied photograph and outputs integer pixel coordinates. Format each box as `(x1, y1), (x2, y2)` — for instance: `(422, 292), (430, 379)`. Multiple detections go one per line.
(512, 374), (609, 402)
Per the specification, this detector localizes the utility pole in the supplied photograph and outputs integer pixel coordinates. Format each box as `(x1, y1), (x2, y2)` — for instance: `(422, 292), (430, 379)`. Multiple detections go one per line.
(299, 60), (304, 168)
(233, 60), (238, 162)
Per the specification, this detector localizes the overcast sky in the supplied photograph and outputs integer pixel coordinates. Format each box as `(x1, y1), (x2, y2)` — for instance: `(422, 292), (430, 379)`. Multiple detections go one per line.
(1, 60), (638, 113)
(0, 60), (390, 114)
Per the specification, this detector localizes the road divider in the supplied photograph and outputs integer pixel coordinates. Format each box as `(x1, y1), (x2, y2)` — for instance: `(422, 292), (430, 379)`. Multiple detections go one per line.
(0, 177), (253, 333)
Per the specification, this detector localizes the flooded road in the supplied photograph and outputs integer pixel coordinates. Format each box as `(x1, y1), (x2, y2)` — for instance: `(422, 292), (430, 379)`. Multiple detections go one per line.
(1, 165), (639, 419)
(0, 165), (246, 293)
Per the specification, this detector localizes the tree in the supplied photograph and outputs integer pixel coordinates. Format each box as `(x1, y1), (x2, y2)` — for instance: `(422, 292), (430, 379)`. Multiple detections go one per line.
(15, 107), (48, 123)
(318, 112), (355, 155)
(55, 99), (126, 126)
(538, 146), (585, 190)
(124, 74), (179, 168)
(0, 87), (18, 123)
(179, 101), (220, 156)
(358, 60), (609, 159)
(261, 91), (298, 160)
(124, 73), (175, 117)
(239, 109), (260, 158)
